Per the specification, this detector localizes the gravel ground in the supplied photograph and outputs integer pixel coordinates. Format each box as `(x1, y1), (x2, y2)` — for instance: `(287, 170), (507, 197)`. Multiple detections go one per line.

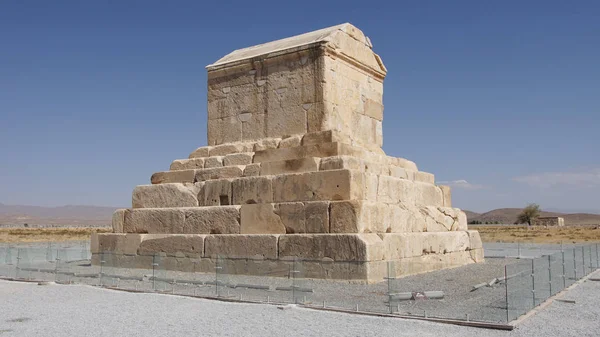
(1, 270), (599, 337)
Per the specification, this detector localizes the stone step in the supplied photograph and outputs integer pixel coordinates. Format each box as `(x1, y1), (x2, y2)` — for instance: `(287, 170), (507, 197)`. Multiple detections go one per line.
(93, 231), (483, 263)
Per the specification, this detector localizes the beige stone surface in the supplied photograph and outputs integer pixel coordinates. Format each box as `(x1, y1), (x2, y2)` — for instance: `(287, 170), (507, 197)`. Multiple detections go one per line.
(278, 234), (385, 262)
(232, 176), (273, 204)
(301, 130), (349, 146)
(151, 170), (196, 185)
(278, 135), (302, 148)
(198, 179), (233, 206)
(319, 156), (362, 171)
(414, 171), (435, 184)
(243, 163), (261, 176)
(240, 204), (285, 234)
(195, 166), (244, 181)
(182, 206), (241, 234)
(253, 142), (339, 163)
(91, 233), (143, 255)
(132, 184), (198, 208)
(137, 234), (206, 257)
(259, 157), (320, 176)
(123, 208), (185, 234)
(204, 234), (279, 259)
(274, 201), (329, 233)
(414, 182), (444, 206)
(170, 158), (205, 171)
(203, 156), (223, 168)
(210, 143), (254, 157)
(272, 169), (363, 202)
(112, 209), (126, 233)
(223, 152), (253, 166)
(189, 146), (210, 158)
(253, 138), (280, 151)
(439, 185), (452, 207)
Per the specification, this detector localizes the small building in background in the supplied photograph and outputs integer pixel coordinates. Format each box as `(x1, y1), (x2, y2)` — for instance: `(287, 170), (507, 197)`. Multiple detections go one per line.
(533, 216), (565, 227)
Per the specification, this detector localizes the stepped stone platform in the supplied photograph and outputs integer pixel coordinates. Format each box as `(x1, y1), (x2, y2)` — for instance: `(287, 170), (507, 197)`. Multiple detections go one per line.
(92, 23), (483, 282)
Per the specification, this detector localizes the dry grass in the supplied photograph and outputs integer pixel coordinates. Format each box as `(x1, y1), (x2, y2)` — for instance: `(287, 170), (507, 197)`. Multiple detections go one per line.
(471, 225), (600, 244)
(0, 227), (111, 243)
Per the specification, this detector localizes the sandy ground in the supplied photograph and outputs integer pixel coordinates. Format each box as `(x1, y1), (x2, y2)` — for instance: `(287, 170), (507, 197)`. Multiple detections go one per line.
(472, 225), (600, 244)
(0, 270), (599, 337)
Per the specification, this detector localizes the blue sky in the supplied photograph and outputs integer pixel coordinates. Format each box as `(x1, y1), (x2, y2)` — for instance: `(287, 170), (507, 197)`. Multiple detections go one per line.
(1, 1), (599, 213)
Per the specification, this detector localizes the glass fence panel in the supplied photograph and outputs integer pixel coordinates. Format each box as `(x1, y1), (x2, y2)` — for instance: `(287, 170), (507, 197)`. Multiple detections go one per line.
(506, 259), (534, 322)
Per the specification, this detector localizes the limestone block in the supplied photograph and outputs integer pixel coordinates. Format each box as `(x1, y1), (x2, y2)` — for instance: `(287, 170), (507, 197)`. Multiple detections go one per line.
(243, 163), (261, 177)
(170, 158), (205, 171)
(364, 173), (379, 201)
(377, 175), (414, 204)
(189, 146), (210, 159)
(457, 210), (468, 230)
(466, 230), (483, 250)
(210, 143), (254, 157)
(232, 176), (273, 204)
(266, 105), (307, 138)
(137, 234), (206, 258)
(305, 201), (330, 233)
(421, 206), (458, 232)
(253, 142), (341, 163)
(389, 167), (415, 180)
(132, 184), (198, 208)
(241, 112), (267, 141)
(393, 157), (418, 171)
(253, 138), (280, 151)
(422, 231), (470, 254)
(439, 185), (452, 207)
(469, 248), (485, 263)
(278, 234), (385, 262)
(195, 166), (244, 182)
(363, 99), (383, 121)
(414, 182), (444, 206)
(319, 156), (362, 171)
(275, 202), (304, 234)
(199, 179), (233, 206)
(260, 157), (320, 176)
(386, 204), (423, 233)
(204, 234), (279, 259)
(207, 116), (242, 145)
(223, 152), (254, 166)
(279, 135), (302, 148)
(204, 156), (223, 168)
(414, 171), (435, 184)
(123, 208), (185, 234)
(301, 130), (350, 146)
(240, 204), (285, 234)
(182, 207), (241, 234)
(207, 62), (256, 91)
(151, 170), (196, 185)
(112, 209), (126, 233)
(273, 169), (364, 202)
(329, 201), (387, 233)
(274, 201), (329, 234)
(91, 233), (143, 255)
(351, 113), (377, 148)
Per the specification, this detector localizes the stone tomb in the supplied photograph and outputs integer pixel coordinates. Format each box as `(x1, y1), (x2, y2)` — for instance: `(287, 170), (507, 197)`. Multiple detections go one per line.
(92, 23), (483, 282)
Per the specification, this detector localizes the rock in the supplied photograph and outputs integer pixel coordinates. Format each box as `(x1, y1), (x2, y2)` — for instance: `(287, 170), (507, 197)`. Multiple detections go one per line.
(240, 204), (285, 234)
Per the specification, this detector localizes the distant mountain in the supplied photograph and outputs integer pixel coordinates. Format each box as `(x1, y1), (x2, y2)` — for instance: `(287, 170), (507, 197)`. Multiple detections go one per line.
(0, 203), (119, 227)
(463, 208), (600, 225)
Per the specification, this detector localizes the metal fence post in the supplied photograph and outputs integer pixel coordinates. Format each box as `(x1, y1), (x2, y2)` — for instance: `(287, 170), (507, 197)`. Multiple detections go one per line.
(596, 243), (600, 269)
(531, 259), (536, 307)
(561, 249), (566, 289)
(573, 249), (578, 280)
(582, 246), (586, 276)
(548, 255), (552, 296)
(505, 264), (509, 323)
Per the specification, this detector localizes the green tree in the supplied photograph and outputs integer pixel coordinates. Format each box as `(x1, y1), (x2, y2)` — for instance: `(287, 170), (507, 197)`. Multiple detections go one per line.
(517, 203), (541, 226)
